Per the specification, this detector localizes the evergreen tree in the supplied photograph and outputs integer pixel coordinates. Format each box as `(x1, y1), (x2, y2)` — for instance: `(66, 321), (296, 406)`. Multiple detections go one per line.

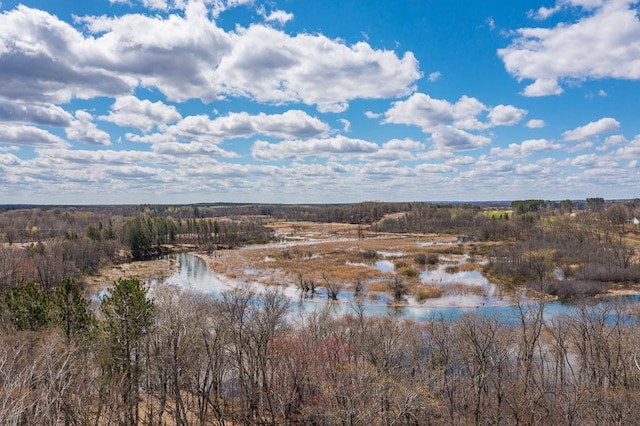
(52, 277), (96, 344)
(2, 281), (50, 331)
(100, 278), (155, 425)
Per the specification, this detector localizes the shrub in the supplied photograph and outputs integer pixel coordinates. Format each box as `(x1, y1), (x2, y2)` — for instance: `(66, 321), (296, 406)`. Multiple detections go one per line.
(361, 249), (379, 260)
(426, 254), (440, 265)
(414, 253), (427, 266)
(397, 266), (419, 278)
(394, 261), (410, 270)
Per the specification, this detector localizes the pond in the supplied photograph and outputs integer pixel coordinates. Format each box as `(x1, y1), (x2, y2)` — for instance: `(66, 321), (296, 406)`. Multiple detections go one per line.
(160, 253), (640, 325)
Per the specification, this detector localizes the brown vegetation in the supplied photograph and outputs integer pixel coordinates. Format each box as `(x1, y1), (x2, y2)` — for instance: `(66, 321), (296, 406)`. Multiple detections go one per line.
(2, 200), (640, 424)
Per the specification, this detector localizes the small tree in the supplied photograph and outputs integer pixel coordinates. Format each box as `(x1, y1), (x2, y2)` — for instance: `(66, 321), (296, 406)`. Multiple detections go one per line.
(101, 278), (155, 425)
(52, 277), (96, 345)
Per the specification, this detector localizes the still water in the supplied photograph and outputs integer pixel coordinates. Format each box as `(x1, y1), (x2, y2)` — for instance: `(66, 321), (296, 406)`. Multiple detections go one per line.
(161, 253), (640, 324)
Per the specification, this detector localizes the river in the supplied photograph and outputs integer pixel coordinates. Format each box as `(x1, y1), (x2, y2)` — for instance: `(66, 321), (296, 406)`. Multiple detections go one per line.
(160, 252), (640, 324)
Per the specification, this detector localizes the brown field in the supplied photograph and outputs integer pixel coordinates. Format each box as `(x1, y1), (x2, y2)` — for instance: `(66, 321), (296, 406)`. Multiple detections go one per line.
(201, 221), (484, 299)
(84, 257), (179, 294)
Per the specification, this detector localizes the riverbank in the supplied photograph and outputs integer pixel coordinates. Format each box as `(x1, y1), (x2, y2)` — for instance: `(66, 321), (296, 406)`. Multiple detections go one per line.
(83, 257), (179, 295)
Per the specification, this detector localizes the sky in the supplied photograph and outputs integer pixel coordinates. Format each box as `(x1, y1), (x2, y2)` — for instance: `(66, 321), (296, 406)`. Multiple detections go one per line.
(1, 0), (640, 205)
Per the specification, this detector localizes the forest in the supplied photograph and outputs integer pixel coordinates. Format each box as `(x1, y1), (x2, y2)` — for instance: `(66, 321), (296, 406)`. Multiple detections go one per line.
(1, 199), (640, 425)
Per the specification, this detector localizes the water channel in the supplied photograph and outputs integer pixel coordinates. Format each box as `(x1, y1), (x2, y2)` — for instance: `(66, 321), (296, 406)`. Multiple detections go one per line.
(161, 253), (640, 325)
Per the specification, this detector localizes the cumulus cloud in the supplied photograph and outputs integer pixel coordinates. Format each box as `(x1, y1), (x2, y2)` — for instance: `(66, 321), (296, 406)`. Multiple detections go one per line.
(131, 109), (330, 144)
(100, 96), (181, 132)
(151, 141), (238, 157)
(1, 2), (419, 112)
(383, 93), (526, 132)
(491, 139), (561, 157)
(602, 134), (627, 148)
(216, 25), (420, 112)
(0, 101), (73, 127)
(251, 136), (378, 161)
(430, 126), (492, 151)
(526, 119), (546, 129)
(66, 111), (112, 146)
(488, 105), (527, 126)
(570, 153), (618, 168)
(615, 135), (640, 158)
(0, 6), (133, 103)
(428, 71), (442, 82)
(500, 0), (640, 96)
(78, 1), (231, 102)
(0, 123), (68, 147)
(366, 138), (425, 161)
(562, 117), (620, 141)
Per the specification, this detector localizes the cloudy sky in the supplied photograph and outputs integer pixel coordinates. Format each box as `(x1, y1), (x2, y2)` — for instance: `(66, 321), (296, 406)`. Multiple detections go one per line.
(1, 0), (639, 204)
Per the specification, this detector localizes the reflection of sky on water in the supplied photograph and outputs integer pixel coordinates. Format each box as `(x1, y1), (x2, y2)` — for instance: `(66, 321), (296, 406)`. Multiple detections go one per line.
(375, 260), (395, 273)
(161, 253), (640, 324)
(420, 268), (488, 287)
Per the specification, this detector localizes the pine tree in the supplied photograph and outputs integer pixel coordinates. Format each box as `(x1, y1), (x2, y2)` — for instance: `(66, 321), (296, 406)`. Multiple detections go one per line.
(52, 277), (95, 344)
(101, 278), (155, 425)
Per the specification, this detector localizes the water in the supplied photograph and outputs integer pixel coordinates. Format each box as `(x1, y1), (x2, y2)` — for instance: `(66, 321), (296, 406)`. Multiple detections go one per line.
(375, 260), (395, 273)
(161, 253), (640, 324)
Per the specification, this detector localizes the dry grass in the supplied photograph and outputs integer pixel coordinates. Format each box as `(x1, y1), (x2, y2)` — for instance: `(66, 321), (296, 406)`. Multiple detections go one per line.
(414, 286), (445, 301)
(200, 222), (467, 299)
(84, 257), (178, 294)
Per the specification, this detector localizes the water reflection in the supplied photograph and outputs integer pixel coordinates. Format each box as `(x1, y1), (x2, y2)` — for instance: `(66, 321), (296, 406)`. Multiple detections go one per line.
(162, 253), (640, 324)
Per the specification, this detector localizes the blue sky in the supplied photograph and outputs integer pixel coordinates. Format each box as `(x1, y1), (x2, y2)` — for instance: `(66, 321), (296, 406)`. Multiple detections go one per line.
(1, 0), (639, 204)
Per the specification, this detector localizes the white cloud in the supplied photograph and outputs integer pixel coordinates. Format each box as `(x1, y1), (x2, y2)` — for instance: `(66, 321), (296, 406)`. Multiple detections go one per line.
(66, 111), (112, 146)
(526, 119), (546, 129)
(1, 2), (420, 113)
(602, 134), (627, 148)
(530, 5), (562, 20)
(383, 93), (456, 131)
(339, 118), (351, 133)
(211, 0), (254, 18)
(216, 25), (420, 112)
(79, 1), (231, 102)
(366, 138), (424, 161)
(415, 163), (456, 174)
(0, 101), (73, 127)
(263, 9), (294, 25)
(562, 117), (620, 141)
(570, 153), (618, 168)
(491, 139), (561, 158)
(615, 135), (640, 158)
(500, 0), (640, 96)
(383, 93), (525, 132)
(428, 71), (442, 82)
(0, 6), (133, 103)
(566, 141), (594, 152)
(488, 104), (527, 126)
(251, 136), (378, 161)
(522, 79), (563, 97)
(0, 123), (68, 147)
(431, 126), (492, 151)
(151, 141), (238, 157)
(100, 96), (181, 132)
(365, 111), (382, 119)
(134, 110), (330, 144)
